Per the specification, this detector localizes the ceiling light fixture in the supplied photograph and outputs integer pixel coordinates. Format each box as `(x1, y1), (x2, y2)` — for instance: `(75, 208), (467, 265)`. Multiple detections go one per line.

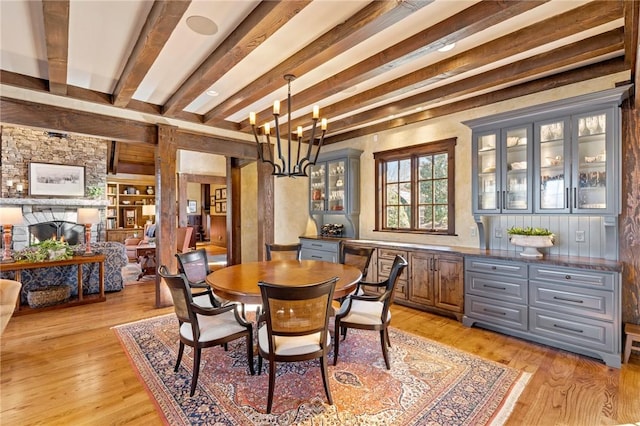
(249, 74), (327, 177)
(206, 90), (219, 97)
(438, 43), (456, 52)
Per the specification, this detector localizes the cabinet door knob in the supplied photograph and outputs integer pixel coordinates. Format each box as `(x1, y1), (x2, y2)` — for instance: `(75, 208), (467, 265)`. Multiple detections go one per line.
(565, 275), (571, 280)
(491, 266), (497, 270)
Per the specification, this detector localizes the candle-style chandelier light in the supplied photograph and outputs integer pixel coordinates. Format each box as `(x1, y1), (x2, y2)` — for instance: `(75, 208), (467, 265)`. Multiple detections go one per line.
(249, 74), (327, 177)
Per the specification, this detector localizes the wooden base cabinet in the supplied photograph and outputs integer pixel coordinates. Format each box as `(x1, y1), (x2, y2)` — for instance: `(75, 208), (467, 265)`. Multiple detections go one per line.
(409, 251), (464, 320)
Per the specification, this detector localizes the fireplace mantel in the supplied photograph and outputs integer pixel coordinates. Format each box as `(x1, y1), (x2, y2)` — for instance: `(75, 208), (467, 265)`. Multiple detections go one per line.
(1, 198), (108, 207)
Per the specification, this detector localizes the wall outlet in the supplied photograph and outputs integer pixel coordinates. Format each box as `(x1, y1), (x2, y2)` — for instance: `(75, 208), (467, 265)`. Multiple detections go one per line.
(470, 226), (477, 237)
(495, 228), (503, 238)
(575, 230), (585, 242)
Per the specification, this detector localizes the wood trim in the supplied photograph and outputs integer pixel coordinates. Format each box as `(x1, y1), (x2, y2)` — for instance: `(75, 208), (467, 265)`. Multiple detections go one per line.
(228, 157), (242, 265)
(619, 95), (640, 324)
(257, 160), (274, 261)
(176, 130), (257, 159)
(156, 124), (178, 307)
(624, 0), (640, 109)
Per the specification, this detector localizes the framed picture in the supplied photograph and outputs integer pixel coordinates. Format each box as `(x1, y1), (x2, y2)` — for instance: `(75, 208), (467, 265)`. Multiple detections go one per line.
(210, 196), (216, 206)
(123, 208), (137, 228)
(28, 162), (85, 197)
(215, 202), (222, 213)
(215, 188), (222, 199)
(221, 188), (227, 199)
(187, 199), (197, 214)
(221, 202), (227, 213)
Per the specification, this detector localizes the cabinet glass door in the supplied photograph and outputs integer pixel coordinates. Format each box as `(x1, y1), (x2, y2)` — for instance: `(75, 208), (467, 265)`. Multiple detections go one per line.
(537, 118), (569, 212)
(574, 110), (609, 211)
(310, 163), (326, 212)
(503, 126), (531, 212)
(476, 132), (498, 212)
(327, 160), (346, 212)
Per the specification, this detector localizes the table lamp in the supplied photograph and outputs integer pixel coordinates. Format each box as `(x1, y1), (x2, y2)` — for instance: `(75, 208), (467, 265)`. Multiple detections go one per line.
(0, 207), (23, 263)
(77, 208), (101, 256)
(142, 204), (155, 224)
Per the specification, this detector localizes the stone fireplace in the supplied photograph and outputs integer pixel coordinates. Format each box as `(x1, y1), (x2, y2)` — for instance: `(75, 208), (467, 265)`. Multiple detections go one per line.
(2, 198), (107, 251)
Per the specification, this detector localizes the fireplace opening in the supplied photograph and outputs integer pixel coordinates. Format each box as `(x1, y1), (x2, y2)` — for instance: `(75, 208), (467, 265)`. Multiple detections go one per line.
(29, 221), (85, 246)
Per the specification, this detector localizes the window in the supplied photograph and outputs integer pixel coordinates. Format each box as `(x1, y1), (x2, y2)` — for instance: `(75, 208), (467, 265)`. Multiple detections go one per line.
(374, 138), (456, 235)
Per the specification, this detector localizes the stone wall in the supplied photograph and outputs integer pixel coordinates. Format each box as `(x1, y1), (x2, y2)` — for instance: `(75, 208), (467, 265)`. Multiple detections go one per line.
(1, 125), (108, 198)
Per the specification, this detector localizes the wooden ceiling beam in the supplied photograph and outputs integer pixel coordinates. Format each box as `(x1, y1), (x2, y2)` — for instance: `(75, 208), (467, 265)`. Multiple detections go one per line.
(288, 0), (623, 132)
(0, 97), (157, 144)
(623, 0), (640, 108)
(162, 1), (312, 117)
(239, 0), (548, 131)
(176, 130), (257, 160)
(325, 29), (624, 135)
(42, 0), (70, 96)
(203, 0), (432, 125)
(112, 0), (191, 108)
(324, 57), (628, 145)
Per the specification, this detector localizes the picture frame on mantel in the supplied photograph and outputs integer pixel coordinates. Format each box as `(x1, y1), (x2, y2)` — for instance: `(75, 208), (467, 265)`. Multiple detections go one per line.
(28, 162), (85, 197)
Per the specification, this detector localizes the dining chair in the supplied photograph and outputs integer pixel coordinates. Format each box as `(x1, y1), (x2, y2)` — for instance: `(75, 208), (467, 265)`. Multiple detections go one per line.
(175, 248), (225, 308)
(256, 277), (338, 414)
(265, 243), (302, 261)
(158, 265), (254, 397)
(333, 255), (408, 370)
(340, 245), (375, 281)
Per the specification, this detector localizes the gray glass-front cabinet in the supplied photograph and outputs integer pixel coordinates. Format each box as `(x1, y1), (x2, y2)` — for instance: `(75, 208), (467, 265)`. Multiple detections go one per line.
(467, 86), (628, 216)
(474, 125), (533, 214)
(309, 148), (362, 238)
(535, 108), (616, 214)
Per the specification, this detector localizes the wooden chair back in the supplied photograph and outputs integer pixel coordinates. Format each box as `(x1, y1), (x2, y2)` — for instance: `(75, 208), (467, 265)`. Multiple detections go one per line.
(175, 248), (210, 287)
(341, 245), (374, 280)
(265, 243), (302, 261)
(176, 227), (194, 253)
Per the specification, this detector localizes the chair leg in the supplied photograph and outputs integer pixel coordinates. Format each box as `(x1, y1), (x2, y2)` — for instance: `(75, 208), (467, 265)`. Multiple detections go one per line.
(190, 347), (201, 396)
(258, 354), (263, 375)
(380, 329), (391, 370)
(174, 342), (185, 372)
(320, 355), (333, 405)
(266, 359), (276, 414)
(246, 333), (255, 375)
(333, 321), (340, 366)
(385, 328), (391, 347)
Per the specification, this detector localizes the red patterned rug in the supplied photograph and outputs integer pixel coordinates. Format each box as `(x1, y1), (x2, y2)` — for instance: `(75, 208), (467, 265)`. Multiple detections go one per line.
(113, 314), (530, 425)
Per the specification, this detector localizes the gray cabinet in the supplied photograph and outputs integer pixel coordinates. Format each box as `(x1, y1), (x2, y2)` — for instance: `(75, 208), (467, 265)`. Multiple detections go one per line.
(463, 257), (621, 368)
(465, 86), (629, 216)
(299, 237), (341, 262)
(309, 148), (362, 238)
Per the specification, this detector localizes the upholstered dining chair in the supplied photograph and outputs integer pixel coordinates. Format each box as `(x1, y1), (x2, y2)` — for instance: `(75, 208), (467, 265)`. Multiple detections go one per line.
(158, 265), (254, 397)
(340, 245), (375, 282)
(1, 279), (21, 334)
(256, 277), (338, 414)
(175, 248), (226, 309)
(265, 243), (302, 261)
(333, 255), (408, 370)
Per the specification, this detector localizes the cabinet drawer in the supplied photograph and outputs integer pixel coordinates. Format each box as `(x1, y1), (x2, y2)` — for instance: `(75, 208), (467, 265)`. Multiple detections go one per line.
(465, 258), (528, 278)
(465, 294), (528, 331)
(300, 248), (337, 263)
(394, 280), (408, 300)
(530, 281), (614, 321)
(378, 257), (408, 280)
(529, 307), (614, 353)
(529, 265), (614, 291)
(377, 248), (408, 260)
(466, 272), (527, 303)
(300, 239), (340, 253)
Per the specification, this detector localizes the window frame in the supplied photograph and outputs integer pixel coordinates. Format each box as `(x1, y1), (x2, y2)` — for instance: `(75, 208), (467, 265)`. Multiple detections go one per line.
(373, 138), (456, 235)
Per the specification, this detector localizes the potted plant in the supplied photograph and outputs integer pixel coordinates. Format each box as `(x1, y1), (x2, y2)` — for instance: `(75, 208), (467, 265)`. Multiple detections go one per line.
(15, 238), (74, 262)
(507, 226), (555, 258)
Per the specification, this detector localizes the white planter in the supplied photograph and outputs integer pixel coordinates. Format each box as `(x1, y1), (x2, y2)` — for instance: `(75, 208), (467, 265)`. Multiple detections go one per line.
(509, 235), (554, 258)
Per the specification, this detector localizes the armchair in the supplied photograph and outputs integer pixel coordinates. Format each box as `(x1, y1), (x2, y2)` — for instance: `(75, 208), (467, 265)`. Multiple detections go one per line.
(124, 223), (156, 262)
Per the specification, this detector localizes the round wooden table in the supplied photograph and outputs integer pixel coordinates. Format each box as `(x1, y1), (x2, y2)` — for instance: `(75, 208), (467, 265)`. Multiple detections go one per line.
(206, 260), (362, 304)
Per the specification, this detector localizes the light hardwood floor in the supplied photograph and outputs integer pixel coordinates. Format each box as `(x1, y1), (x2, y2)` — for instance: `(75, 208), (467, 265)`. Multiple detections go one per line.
(1, 281), (639, 425)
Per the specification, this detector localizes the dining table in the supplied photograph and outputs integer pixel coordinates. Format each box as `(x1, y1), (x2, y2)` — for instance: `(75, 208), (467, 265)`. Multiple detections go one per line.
(205, 259), (362, 305)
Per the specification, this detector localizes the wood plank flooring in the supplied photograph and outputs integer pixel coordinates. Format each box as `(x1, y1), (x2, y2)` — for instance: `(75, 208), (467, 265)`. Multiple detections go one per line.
(1, 281), (639, 425)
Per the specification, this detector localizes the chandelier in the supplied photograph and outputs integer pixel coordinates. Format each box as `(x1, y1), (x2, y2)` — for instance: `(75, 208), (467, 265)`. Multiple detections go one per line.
(249, 74), (327, 177)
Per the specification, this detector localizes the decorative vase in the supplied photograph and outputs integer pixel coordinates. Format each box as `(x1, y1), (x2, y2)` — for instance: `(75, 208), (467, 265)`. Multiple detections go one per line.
(509, 235), (554, 258)
(146, 186), (154, 195)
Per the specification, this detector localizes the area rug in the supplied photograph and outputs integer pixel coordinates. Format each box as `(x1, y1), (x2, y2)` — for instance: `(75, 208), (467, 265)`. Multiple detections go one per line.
(113, 314), (530, 425)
